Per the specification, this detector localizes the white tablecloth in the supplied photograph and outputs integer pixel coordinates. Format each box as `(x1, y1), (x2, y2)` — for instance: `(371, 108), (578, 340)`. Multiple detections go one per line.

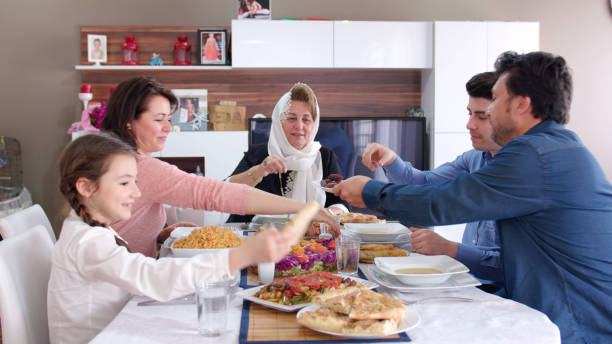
(91, 278), (560, 344)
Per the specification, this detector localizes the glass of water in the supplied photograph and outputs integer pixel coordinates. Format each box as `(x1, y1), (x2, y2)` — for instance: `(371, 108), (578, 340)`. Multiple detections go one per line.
(195, 279), (231, 336)
(336, 232), (361, 277)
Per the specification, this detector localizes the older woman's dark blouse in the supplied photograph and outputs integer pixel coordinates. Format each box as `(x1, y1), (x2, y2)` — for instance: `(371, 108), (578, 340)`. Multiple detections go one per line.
(227, 144), (347, 223)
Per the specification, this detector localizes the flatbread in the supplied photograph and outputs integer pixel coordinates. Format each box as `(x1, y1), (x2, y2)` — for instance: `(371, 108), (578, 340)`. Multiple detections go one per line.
(359, 244), (408, 264)
(348, 289), (407, 320)
(300, 288), (407, 336)
(282, 201), (321, 242)
(312, 286), (364, 314)
(297, 308), (348, 333)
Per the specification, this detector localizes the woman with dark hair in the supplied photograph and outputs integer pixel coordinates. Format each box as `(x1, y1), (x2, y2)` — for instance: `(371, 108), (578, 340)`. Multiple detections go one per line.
(100, 77), (337, 257)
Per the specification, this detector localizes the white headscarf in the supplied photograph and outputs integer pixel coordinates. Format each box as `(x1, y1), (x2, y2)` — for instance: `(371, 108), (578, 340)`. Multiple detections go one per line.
(268, 88), (326, 206)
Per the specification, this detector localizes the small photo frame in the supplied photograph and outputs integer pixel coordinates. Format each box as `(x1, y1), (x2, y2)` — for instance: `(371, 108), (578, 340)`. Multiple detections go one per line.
(198, 29), (228, 65)
(238, 0), (271, 19)
(87, 34), (107, 65)
(171, 89), (208, 132)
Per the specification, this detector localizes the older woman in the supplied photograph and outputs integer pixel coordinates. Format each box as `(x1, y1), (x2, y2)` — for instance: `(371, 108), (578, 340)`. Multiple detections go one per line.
(100, 77), (337, 257)
(228, 83), (347, 226)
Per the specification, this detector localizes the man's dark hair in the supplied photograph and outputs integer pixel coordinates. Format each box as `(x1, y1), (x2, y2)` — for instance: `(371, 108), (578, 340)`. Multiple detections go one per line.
(494, 51), (572, 124)
(465, 71), (499, 100)
(101, 77), (177, 148)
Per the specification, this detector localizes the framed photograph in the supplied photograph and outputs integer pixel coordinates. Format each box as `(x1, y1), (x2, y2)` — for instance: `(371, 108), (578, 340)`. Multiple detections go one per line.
(238, 0), (271, 19)
(171, 89), (208, 131)
(87, 34), (107, 65)
(198, 29), (228, 65)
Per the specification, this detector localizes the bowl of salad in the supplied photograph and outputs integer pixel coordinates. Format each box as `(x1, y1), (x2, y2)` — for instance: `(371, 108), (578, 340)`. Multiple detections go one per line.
(274, 238), (337, 277)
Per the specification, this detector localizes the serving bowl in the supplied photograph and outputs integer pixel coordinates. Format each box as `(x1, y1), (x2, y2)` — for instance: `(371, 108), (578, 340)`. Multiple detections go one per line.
(374, 254), (469, 285)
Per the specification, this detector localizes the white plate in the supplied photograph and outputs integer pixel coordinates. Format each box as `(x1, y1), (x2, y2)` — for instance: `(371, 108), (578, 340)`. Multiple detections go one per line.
(361, 264), (481, 292)
(169, 226), (198, 239)
(170, 228), (244, 258)
(237, 275), (378, 312)
(312, 180), (334, 193)
(251, 214), (291, 225)
(375, 254), (469, 285)
(344, 223), (410, 242)
(296, 304), (420, 338)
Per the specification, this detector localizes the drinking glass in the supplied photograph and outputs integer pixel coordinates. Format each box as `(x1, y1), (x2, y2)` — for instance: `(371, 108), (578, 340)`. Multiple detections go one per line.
(195, 279), (231, 336)
(336, 233), (361, 277)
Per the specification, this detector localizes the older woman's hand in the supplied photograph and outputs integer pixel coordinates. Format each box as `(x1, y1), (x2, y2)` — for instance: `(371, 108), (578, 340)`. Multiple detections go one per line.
(260, 155), (287, 176)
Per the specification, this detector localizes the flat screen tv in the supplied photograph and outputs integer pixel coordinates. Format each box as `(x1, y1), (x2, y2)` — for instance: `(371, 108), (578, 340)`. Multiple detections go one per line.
(248, 117), (428, 216)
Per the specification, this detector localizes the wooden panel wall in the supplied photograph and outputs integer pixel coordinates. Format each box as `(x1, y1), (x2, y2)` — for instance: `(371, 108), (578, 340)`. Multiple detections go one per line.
(80, 26), (422, 118)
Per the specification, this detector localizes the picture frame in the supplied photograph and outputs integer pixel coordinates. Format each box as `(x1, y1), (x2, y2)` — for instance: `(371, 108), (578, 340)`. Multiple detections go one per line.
(170, 89), (208, 131)
(87, 34), (107, 65)
(238, 0), (271, 20)
(197, 29), (228, 65)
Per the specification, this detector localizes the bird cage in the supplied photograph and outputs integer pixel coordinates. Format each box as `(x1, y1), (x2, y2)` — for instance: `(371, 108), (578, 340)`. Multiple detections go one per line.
(0, 136), (23, 201)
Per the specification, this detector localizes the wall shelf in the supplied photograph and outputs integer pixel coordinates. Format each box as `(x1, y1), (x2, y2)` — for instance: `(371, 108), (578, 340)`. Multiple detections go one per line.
(75, 65), (232, 71)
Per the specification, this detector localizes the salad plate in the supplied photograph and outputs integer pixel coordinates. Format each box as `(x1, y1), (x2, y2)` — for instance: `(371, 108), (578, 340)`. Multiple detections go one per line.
(237, 275), (377, 312)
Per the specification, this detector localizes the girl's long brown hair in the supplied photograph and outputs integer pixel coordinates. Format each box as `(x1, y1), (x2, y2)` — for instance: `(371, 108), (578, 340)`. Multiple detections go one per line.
(59, 132), (136, 229)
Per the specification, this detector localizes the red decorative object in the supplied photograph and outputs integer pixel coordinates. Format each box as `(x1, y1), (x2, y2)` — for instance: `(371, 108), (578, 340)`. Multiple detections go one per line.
(174, 35), (191, 65)
(109, 86), (116, 94)
(121, 35), (139, 65)
(79, 84), (92, 93)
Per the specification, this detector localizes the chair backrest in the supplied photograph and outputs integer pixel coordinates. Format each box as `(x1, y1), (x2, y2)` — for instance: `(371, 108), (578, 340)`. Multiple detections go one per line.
(0, 204), (55, 243)
(0, 225), (53, 344)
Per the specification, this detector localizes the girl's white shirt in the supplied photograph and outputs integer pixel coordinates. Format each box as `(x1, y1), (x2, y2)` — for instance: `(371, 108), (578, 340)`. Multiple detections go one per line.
(47, 210), (232, 344)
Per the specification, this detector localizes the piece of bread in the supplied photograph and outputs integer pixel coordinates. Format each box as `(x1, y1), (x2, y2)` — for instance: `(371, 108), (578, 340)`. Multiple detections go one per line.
(312, 286), (363, 314)
(282, 201), (320, 242)
(339, 212), (385, 225)
(359, 244), (408, 264)
(348, 289), (407, 321)
(341, 318), (399, 336)
(297, 308), (348, 333)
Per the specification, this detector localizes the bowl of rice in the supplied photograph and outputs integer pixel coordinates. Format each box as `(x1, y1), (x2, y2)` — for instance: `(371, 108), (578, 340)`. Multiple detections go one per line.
(170, 225), (244, 258)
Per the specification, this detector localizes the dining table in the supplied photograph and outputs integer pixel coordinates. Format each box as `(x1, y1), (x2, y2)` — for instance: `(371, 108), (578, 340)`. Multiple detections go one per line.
(91, 225), (560, 344)
(90, 268), (560, 344)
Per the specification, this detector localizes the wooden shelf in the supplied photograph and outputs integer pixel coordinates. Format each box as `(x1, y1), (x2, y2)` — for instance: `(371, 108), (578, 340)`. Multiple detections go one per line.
(75, 65), (232, 71)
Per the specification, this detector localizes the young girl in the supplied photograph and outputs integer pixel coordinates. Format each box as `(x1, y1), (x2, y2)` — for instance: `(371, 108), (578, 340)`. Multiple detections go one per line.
(47, 132), (306, 344)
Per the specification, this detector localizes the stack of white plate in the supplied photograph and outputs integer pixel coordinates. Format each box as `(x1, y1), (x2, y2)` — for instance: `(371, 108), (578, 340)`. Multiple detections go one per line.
(343, 222), (410, 243)
(360, 254), (481, 291)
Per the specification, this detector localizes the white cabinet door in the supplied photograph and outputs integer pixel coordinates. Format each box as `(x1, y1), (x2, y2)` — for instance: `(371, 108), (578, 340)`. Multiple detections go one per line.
(486, 22), (540, 70)
(231, 20), (333, 68)
(334, 21), (433, 68)
(433, 133), (473, 168)
(433, 22), (487, 133)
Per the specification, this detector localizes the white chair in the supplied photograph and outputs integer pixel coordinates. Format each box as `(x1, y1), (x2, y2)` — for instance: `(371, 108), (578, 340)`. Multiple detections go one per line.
(0, 204), (55, 243)
(0, 225), (54, 344)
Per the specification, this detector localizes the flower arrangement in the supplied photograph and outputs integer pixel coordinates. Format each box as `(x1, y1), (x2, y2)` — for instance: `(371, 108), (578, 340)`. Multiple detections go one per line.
(67, 102), (106, 134)
(88, 102), (106, 129)
(274, 238), (336, 277)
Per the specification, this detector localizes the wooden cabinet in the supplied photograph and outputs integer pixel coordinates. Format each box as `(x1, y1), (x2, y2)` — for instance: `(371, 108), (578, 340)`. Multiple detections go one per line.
(333, 21), (433, 68)
(231, 20), (334, 68)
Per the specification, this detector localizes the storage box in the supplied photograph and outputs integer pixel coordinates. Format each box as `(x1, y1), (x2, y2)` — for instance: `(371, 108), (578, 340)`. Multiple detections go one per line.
(209, 105), (247, 131)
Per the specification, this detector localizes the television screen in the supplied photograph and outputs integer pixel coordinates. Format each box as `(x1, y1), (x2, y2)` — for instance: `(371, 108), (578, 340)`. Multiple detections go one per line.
(249, 117), (428, 216)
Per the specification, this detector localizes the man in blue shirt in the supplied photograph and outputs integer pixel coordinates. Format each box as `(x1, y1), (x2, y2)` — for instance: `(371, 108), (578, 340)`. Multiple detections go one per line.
(334, 51), (612, 344)
(361, 72), (503, 288)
